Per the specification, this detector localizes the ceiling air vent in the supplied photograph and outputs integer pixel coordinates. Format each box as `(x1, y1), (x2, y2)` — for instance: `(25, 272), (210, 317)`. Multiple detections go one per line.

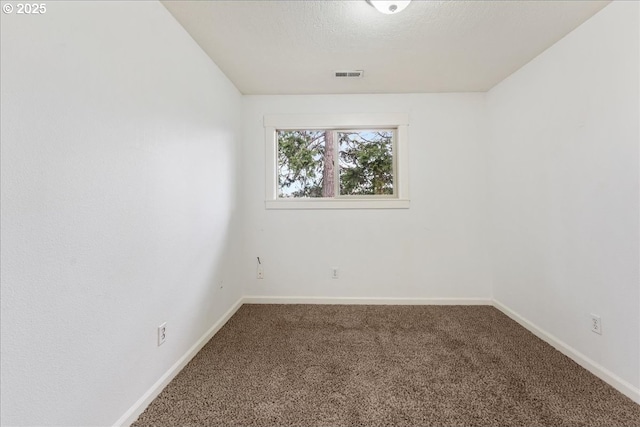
(334, 70), (364, 78)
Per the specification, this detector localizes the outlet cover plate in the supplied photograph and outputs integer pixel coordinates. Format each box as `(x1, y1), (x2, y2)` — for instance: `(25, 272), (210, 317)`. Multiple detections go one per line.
(590, 314), (602, 335)
(158, 322), (167, 346)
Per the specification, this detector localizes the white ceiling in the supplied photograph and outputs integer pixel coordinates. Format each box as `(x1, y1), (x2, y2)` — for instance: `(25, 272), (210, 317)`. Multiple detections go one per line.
(162, 0), (609, 95)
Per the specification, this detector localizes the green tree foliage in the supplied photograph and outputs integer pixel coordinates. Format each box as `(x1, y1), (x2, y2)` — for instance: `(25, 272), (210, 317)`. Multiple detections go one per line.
(277, 129), (393, 198)
(339, 131), (393, 195)
(277, 130), (325, 197)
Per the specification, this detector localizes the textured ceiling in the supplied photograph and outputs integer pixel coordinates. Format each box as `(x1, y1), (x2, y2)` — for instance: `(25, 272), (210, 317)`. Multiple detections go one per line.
(162, 0), (609, 94)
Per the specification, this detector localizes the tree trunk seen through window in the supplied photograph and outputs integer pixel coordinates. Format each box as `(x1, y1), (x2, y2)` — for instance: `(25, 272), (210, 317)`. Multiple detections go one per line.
(321, 130), (335, 197)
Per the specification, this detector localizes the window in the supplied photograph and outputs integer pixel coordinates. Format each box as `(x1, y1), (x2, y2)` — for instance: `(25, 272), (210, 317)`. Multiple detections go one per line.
(277, 129), (395, 198)
(265, 113), (409, 209)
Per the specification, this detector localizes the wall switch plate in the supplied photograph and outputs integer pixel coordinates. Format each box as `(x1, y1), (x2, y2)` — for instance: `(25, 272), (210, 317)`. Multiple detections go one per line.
(590, 314), (602, 335)
(158, 322), (167, 346)
(332, 268), (339, 279)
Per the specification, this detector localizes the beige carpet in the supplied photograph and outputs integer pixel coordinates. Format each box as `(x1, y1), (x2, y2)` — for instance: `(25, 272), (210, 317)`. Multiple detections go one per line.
(133, 305), (640, 426)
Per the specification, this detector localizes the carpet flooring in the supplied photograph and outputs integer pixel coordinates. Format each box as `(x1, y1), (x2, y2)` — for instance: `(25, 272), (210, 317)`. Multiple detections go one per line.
(133, 305), (640, 426)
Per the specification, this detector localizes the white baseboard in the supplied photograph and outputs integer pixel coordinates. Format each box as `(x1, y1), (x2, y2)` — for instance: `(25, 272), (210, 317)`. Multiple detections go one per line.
(113, 297), (244, 427)
(243, 296), (492, 305)
(493, 299), (640, 405)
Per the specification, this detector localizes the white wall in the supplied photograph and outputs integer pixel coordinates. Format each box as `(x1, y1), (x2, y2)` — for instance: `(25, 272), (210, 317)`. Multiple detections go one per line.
(241, 94), (492, 300)
(0, 2), (242, 425)
(487, 0), (639, 392)
(2, 1), (637, 424)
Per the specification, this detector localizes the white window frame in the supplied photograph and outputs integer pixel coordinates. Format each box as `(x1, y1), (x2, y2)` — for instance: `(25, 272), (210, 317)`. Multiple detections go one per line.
(264, 113), (410, 210)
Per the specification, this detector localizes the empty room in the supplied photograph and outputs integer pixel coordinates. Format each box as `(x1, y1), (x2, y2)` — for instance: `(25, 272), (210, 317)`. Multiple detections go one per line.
(1, 0), (639, 426)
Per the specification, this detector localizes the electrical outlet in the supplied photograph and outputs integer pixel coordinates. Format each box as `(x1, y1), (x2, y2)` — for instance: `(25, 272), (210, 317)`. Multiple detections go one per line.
(332, 268), (339, 279)
(590, 314), (602, 335)
(158, 322), (167, 346)
(257, 256), (264, 279)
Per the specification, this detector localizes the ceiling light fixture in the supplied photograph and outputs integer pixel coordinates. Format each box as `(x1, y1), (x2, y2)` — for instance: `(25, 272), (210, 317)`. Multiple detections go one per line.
(368, 0), (411, 15)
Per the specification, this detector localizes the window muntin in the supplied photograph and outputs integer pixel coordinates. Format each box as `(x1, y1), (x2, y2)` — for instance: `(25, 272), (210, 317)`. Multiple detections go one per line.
(277, 129), (396, 199)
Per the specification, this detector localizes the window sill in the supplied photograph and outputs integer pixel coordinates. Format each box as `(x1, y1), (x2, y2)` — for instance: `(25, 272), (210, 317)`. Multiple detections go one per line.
(265, 199), (410, 210)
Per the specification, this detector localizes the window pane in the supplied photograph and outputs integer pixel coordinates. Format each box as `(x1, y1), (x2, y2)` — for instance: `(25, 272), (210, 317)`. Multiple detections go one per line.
(277, 130), (327, 198)
(338, 130), (394, 196)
